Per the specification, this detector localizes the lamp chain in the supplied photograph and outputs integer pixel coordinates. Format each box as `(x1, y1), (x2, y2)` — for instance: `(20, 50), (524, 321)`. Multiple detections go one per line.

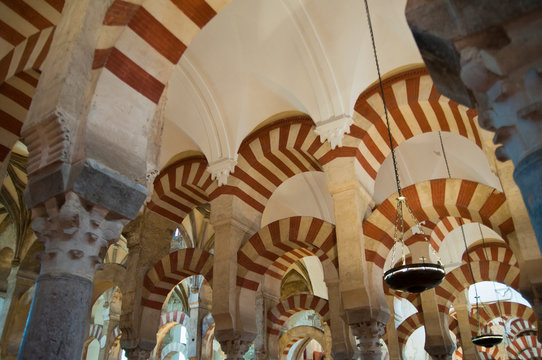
(363, 0), (402, 197)
(440, 131), (484, 334)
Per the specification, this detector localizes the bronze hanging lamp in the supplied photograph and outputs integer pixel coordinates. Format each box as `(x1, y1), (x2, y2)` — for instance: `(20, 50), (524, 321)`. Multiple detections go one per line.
(471, 223), (504, 347)
(364, 0), (445, 294)
(438, 132), (503, 348)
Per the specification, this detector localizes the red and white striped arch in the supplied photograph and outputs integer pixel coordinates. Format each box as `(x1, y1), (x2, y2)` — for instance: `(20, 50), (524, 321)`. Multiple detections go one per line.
(429, 217), (473, 252)
(435, 262), (520, 311)
(363, 179), (515, 268)
(87, 323), (104, 342)
(267, 294), (329, 336)
(351, 67), (481, 192)
(461, 242), (517, 267)
(148, 156), (216, 224)
(509, 318), (537, 339)
(142, 248), (213, 310)
(517, 347), (542, 360)
(213, 117), (331, 214)
(478, 347), (499, 360)
(0, 69), (39, 163)
(447, 315), (461, 341)
(396, 312), (423, 348)
(453, 347), (463, 360)
(507, 335), (542, 359)
(237, 216), (337, 291)
(93, 0), (230, 104)
(0, 0), (62, 82)
(160, 310), (189, 328)
(112, 325), (122, 339)
(475, 302), (536, 327)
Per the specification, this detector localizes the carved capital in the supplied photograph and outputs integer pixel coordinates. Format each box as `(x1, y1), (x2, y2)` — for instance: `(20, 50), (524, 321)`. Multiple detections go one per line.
(207, 156), (238, 187)
(219, 338), (252, 360)
(124, 346), (152, 360)
(31, 191), (128, 280)
(314, 115), (353, 149)
(350, 320), (386, 360)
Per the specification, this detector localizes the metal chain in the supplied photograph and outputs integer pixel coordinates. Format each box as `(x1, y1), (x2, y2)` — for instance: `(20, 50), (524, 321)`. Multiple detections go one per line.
(364, 0), (402, 196)
(478, 222), (506, 331)
(439, 131), (452, 179)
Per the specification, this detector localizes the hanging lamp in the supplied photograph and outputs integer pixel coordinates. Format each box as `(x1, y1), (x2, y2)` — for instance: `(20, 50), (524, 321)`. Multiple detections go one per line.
(437, 132), (503, 348)
(364, 0), (445, 294)
(471, 223), (505, 347)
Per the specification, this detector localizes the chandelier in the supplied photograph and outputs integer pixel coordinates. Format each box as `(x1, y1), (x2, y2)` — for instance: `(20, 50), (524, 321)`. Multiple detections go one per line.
(364, 0), (445, 293)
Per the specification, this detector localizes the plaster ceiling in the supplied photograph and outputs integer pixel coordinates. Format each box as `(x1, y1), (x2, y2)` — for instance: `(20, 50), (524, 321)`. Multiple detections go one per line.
(162, 0), (421, 168)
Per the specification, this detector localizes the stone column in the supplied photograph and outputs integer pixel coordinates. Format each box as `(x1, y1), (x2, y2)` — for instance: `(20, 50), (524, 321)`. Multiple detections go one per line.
(0, 270), (35, 359)
(18, 192), (132, 359)
(124, 347), (152, 360)
(420, 290), (455, 360)
(385, 296), (402, 360)
(216, 336), (253, 360)
(326, 279), (354, 360)
(0, 265), (20, 338)
(210, 195), (257, 359)
(324, 157), (390, 359)
(350, 320), (386, 360)
(187, 285), (210, 360)
(453, 291), (481, 360)
(254, 291), (272, 360)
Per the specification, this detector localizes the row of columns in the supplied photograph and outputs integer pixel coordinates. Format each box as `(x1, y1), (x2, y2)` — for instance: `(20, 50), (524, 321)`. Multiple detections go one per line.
(5, 1), (542, 360)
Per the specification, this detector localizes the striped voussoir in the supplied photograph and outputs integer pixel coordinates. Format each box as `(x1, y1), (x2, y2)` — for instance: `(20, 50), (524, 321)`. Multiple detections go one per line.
(461, 242), (517, 267)
(0, 69), (39, 163)
(237, 216), (336, 291)
(142, 248), (213, 310)
(396, 312), (423, 347)
(148, 156), (216, 224)
(351, 66), (480, 192)
(435, 261), (520, 311)
(447, 315), (460, 341)
(283, 336), (306, 355)
(478, 347), (499, 360)
(477, 302), (535, 326)
(87, 323), (103, 342)
(516, 347), (542, 360)
(453, 347), (463, 360)
(363, 179), (515, 269)
(212, 116), (330, 213)
(429, 217), (473, 252)
(267, 294), (329, 336)
(112, 325), (122, 339)
(509, 318), (537, 339)
(160, 310), (188, 327)
(93, 0), (229, 104)
(0, 0), (63, 81)
(507, 335), (542, 359)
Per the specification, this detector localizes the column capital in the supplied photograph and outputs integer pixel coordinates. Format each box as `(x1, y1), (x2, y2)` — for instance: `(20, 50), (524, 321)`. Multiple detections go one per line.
(314, 114), (354, 149)
(350, 320), (386, 360)
(215, 330), (255, 360)
(124, 346), (152, 360)
(31, 191), (128, 280)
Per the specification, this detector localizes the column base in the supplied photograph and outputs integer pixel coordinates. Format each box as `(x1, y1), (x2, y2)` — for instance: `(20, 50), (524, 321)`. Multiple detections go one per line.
(18, 273), (93, 360)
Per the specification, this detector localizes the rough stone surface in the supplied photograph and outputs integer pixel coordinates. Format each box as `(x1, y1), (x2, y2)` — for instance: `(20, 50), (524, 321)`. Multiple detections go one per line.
(514, 147), (542, 256)
(17, 273), (93, 360)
